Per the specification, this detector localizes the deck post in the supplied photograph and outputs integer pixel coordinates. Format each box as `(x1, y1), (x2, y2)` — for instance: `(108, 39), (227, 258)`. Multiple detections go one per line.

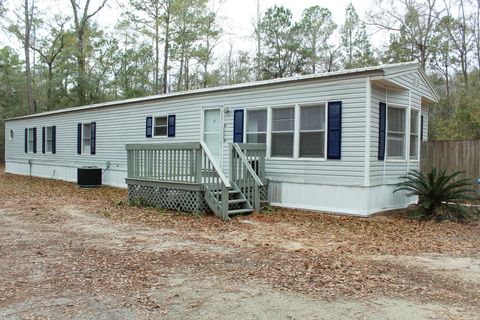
(229, 144), (234, 183)
(221, 186), (229, 220)
(126, 149), (132, 178)
(195, 147), (202, 184)
(259, 151), (266, 180)
(254, 184), (260, 211)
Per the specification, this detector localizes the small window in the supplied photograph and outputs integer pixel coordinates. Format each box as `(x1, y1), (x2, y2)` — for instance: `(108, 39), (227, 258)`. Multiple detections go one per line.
(246, 109), (267, 143)
(154, 116), (167, 137)
(387, 107), (406, 159)
(46, 126), (53, 153)
(9, 129), (14, 140)
(28, 128), (34, 153)
(410, 109), (419, 160)
(83, 123), (91, 154)
(300, 105), (325, 158)
(271, 107), (294, 157)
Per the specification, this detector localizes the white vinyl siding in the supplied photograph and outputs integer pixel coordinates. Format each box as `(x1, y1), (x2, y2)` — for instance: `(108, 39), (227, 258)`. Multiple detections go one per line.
(82, 123), (91, 154)
(27, 128), (34, 153)
(387, 107), (405, 159)
(299, 104), (326, 158)
(410, 109), (419, 160)
(154, 116), (167, 137)
(246, 109), (267, 143)
(6, 74), (370, 187)
(370, 69), (431, 186)
(271, 107), (295, 157)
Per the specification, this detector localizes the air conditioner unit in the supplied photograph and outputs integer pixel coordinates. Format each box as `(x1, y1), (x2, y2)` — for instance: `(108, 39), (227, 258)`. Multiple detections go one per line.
(77, 166), (102, 187)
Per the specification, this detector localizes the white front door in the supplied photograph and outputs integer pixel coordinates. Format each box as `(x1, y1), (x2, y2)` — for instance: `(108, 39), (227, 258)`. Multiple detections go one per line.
(203, 109), (222, 167)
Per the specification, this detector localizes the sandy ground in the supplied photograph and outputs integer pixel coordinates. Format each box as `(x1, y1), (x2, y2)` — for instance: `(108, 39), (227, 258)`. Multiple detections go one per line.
(0, 168), (479, 319)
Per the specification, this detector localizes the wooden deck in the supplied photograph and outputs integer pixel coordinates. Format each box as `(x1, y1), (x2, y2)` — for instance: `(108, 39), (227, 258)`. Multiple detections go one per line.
(125, 142), (267, 220)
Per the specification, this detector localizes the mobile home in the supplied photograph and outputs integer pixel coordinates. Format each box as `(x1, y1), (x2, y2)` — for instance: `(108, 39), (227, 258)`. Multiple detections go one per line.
(4, 62), (438, 218)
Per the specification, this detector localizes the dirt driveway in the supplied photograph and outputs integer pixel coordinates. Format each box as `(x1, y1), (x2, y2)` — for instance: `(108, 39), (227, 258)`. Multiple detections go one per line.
(0, 167), (479, 319)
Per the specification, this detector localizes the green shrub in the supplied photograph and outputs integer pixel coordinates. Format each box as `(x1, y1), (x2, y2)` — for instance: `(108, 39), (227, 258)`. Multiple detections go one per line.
(395, 168), (479, 222)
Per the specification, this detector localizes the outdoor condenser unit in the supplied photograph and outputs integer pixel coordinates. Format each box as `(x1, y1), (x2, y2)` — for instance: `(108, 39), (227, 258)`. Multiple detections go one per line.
(77, 166), (102, 187)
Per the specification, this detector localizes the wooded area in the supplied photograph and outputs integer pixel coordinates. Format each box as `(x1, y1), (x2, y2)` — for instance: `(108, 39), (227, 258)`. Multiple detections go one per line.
(1, 0), (480, 162)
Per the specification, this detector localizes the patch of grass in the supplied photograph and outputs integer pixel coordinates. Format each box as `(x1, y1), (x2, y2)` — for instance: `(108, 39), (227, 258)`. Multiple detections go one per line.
(261, 203), (279, 215)
(128, 197), (151, 208)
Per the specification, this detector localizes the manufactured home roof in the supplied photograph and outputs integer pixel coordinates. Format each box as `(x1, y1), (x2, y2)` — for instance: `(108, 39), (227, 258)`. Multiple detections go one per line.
(7, 61), (434, 121)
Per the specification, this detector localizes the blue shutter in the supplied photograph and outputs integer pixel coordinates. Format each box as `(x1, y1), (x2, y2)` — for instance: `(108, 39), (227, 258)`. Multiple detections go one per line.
(146, 116), (153, 138)
(378, 102), (386, 160)
(52, 126), (56, 154)
(327, 101), (342, 159)
(168, 115), (176, 137)
(32, 127), (37, 153)
(91, 122), (96, 155)
(420, 115), (424, 141)
(24, 128), (28, 153)
(233, 109), (244, 143)
(77, 123), (82, 154)
(42, 127), (46, 154)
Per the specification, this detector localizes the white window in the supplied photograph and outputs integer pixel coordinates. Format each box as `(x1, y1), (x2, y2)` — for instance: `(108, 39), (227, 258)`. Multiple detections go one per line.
(387, 107), (406, 159)
(246, 109), (267, 143)
(46, 126), (53, 153)
(154, 116), (167, 137)
(83, 123), (91, 154)
(300, 105), (326, 158)
(410, 109), (419, 160)
(28, 128), (34, 153)
(271, 107), (294, 157)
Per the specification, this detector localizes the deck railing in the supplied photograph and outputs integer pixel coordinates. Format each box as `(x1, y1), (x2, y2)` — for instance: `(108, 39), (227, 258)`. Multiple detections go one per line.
(199, 141), (231, 219)
(236, 143), (267, 181)
(126, 142), (231, 219)
(126, 142), (201, 183)
(230, 143), (265, 211)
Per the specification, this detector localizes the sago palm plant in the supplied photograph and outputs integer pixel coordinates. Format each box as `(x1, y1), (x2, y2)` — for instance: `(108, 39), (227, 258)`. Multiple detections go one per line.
(395, 168), (479, 221)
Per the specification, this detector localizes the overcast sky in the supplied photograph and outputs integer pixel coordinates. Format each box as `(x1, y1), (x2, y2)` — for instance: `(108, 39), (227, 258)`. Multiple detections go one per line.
(1, 0), (386, 55)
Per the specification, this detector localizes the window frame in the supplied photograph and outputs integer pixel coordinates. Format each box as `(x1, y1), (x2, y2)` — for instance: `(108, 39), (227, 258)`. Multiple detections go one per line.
(386, 105), (407, 161)
(27, 128), (34, 153)
(270, 106), (296, 158)
(409, 108), (420, 161)
(245, 108), (267, 144)
(298, 102), (328, 159)
(82, 123), (92, 155)
(153, 115), (168, 138)
(46, 126), (53, 154)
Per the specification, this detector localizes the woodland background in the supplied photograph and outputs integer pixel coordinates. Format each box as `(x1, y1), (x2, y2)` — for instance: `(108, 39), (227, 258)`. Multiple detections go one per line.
(1, 0), (479, 161)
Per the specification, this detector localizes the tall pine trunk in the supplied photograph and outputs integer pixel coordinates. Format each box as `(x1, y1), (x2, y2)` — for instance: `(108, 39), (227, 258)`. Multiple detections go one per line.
(24, 0), (35, 114)
(163, 12), (170, 94)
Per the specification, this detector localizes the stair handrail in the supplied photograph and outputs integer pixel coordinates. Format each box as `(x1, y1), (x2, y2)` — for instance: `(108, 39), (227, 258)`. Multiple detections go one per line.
(230, 143), (264, 211)
(199, 141), (231, 220)
(199, 141), (231, 188)
(232, 144), (264, 187)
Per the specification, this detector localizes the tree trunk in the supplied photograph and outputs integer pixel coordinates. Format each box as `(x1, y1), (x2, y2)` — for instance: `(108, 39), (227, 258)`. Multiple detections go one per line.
(46, 62), (53, 110)
(163, 11), (170, 94)
(255, 0), (261, 80)
(155, 20), (160, 94)
(477, 0), (480, 70)
(24, 0), (35, 114)
(76, 27), (87, 105)
(312, 38), (317, 74)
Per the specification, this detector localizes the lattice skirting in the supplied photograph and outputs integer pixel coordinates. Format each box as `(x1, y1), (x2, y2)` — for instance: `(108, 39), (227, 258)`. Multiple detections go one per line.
(128, 184), (208, 213)
(260, 185), (268, 202)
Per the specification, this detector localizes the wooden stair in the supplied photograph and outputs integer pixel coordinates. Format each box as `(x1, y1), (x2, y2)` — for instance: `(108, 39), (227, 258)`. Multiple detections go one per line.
(214, 187), (254, 217)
